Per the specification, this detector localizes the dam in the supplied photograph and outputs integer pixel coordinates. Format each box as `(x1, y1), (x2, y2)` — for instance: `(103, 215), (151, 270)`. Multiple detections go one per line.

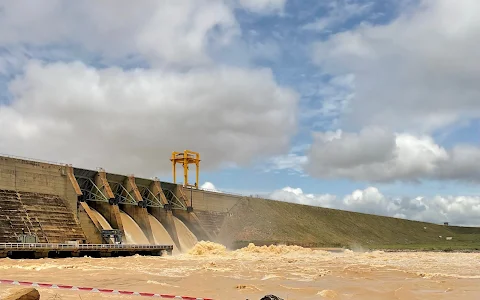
(0, 154), (479, 259)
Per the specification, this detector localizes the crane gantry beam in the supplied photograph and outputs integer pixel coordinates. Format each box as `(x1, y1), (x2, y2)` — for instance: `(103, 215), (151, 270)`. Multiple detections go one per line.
(170, 150), (200, 188)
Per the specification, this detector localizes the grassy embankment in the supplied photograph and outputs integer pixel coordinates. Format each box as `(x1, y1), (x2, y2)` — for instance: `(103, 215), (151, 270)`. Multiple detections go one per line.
(217, 197), (480, 251)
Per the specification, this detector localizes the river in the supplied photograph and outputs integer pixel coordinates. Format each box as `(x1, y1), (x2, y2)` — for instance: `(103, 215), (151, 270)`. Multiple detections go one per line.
(0, 242), (479, 299)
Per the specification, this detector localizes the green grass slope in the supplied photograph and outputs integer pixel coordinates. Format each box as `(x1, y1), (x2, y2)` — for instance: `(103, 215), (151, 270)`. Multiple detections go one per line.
(216, 197), (480, 251)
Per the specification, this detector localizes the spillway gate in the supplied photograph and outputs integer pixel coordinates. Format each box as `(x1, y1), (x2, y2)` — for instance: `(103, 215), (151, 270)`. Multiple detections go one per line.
(74, 168), (187, 210)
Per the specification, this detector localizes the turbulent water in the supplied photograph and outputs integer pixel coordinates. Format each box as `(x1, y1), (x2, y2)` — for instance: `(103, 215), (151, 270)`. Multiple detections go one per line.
(148, 214), (180, 254)
(89, 208), (112, 230)
(1, 242), (479, 299)
(173, 216), (198, 251)
(119, 210), (150, 244)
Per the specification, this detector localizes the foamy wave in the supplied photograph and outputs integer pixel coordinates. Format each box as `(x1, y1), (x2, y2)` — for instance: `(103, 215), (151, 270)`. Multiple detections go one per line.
(187, 241), (316, 257)
(317, 289), (339, 298)
(188, 241), (227, 255)
(235, 243), (313, 255)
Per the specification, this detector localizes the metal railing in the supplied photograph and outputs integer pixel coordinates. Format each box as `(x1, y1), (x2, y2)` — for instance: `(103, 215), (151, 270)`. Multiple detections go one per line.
(0, 243), (173, 250)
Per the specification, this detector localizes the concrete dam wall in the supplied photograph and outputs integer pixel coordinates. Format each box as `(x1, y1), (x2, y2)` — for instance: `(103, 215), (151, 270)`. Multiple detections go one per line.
(1, 155), (479, 251)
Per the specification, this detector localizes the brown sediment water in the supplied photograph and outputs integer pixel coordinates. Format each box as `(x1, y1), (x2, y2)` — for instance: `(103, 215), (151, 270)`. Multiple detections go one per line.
(0, 241), (479, 299)
(148, 214), (180, 254)
(119, 210), (150, 244)
(173, 216), (198, 252)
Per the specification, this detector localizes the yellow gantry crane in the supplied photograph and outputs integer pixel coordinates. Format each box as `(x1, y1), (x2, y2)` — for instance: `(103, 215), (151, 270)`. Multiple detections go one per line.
(170, 150), (200, 188)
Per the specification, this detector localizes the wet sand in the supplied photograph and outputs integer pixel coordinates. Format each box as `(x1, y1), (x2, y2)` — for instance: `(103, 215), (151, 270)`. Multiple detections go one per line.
(0, 242), (479, 299)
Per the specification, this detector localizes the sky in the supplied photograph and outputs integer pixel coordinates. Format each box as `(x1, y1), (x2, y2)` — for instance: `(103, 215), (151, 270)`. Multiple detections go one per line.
(1, 0), (480, 226)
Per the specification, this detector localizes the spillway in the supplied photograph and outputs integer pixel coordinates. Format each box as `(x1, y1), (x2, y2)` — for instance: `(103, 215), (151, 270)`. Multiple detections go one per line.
(90, 207), (112, 230)
(173, 216), (198, 252)
(119, 210), (150, 244)
(88, 206), (195, 249)
(148, 214), (179, 254)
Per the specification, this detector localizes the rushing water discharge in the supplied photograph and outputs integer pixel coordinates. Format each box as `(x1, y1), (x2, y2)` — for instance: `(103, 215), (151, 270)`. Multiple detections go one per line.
(89, 208), (112, 230)
(173, 216), (198, 251)
(119, 210), (150, 244)
(148, 214), (180, 254)
(1, 242), (479, 299)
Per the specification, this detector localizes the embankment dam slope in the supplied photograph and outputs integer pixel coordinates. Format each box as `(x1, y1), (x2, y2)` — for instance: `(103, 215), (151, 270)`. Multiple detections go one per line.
(216, 197), (480, 250)
(1, 155), (479, 250)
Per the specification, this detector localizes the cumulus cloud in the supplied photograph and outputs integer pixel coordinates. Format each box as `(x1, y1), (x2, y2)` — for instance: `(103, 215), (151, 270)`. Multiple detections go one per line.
(312, 0), (480, 133)
(200, 182), (219, 192)
(306, 127), (480, 182)
(0, 61), (298, 176)
(270, 187), (336, 207)
(0, 0), (288, 67)
(269, 186), (480, 226)
(0, 1), (239, 67)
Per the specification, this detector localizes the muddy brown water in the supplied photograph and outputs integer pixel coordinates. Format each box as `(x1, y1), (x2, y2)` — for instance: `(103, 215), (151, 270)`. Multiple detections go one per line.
(1, 242), (479, 299)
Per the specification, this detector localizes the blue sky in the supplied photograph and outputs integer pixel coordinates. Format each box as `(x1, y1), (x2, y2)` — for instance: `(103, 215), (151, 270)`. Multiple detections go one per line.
(1, 0), (480, 225)
(197, 0), (480, 198)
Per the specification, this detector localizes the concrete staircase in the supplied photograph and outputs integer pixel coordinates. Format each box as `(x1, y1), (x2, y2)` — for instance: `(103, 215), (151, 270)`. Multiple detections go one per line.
(0, 190), (36, 243)
(194, 211), (227, 238)
(0, 189), (85, 243)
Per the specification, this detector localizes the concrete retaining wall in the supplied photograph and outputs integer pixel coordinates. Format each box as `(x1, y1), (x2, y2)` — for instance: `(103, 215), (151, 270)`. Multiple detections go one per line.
(77, 203), (103, 244)
(0, 156), (78, 213)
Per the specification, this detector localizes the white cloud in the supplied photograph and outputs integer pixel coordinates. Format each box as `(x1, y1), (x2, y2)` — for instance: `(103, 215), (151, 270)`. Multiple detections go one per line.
(237, 0), (286, 14)
(262, 143), (310, 175)
(0, 0), (287, 68)
(0, 60), (298, 176)
(309, 127), (397, 170)
(312, 0), (480, 133)
(270, 187), (336, 207)
(269, 186), (480, 226)
(264, 153), (307, 174)
(0, 0), (239, 67)
(200, 182), (219, 192)
(306, 127), (480, 182)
